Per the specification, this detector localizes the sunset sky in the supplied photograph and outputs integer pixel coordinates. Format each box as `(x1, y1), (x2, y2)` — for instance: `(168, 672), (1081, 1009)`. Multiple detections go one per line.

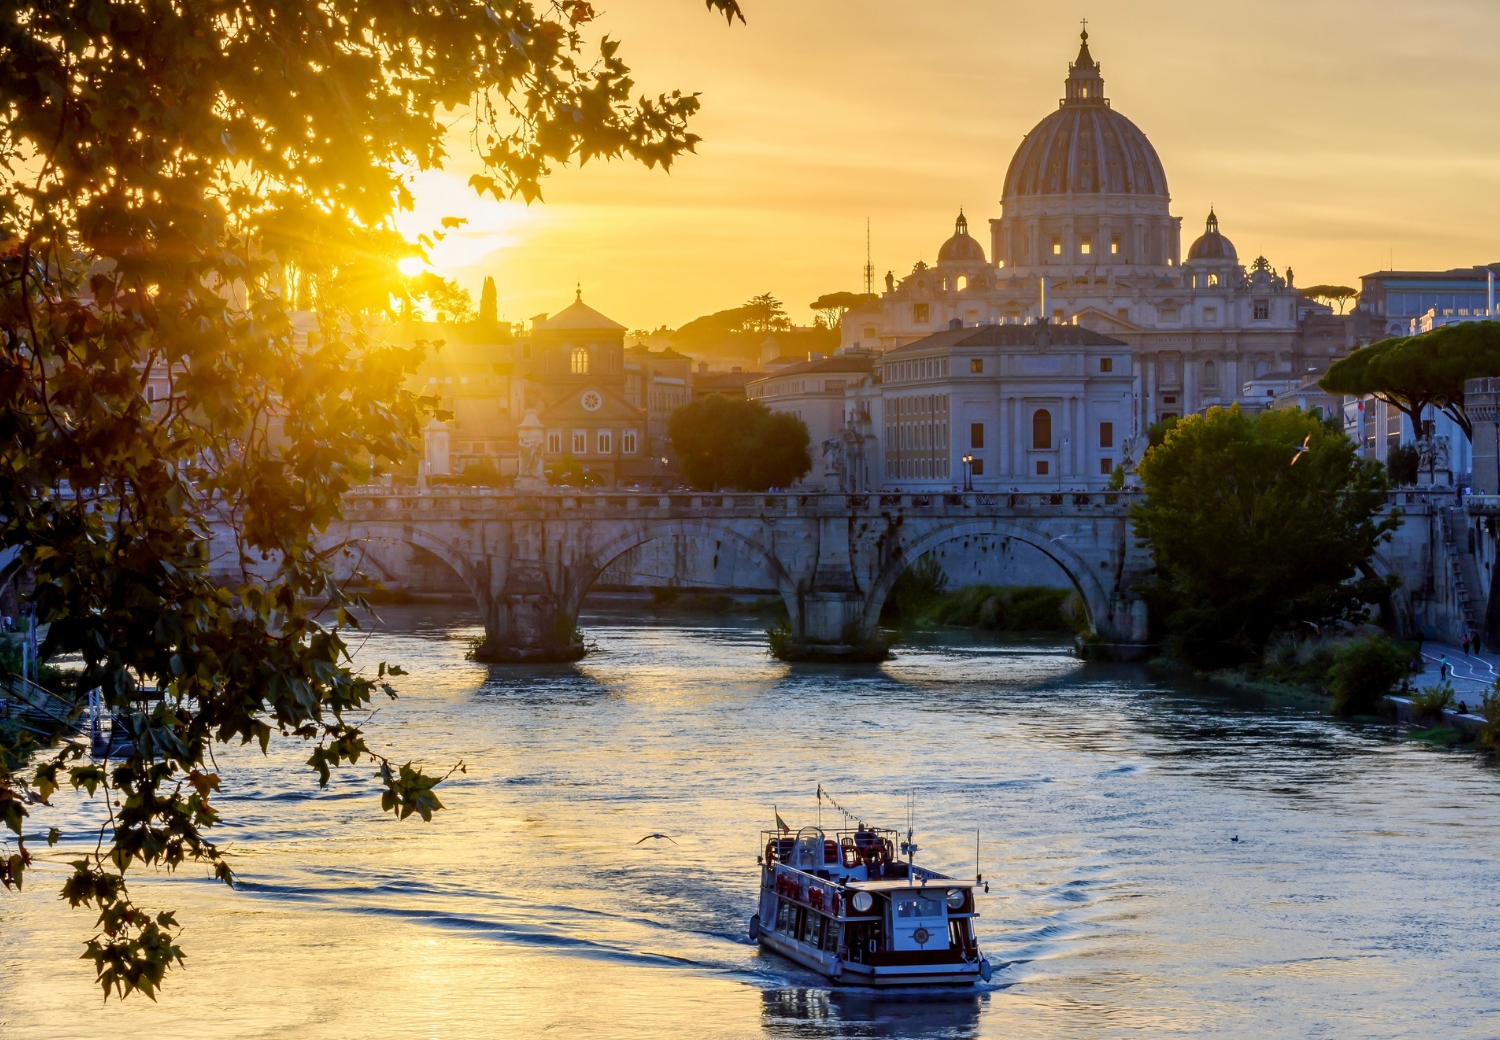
(398, 0), (1500, 333)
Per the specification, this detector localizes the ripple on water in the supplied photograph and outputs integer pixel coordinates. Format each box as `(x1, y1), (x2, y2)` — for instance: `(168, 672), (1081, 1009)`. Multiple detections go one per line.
(4, 607), (1500, 1040)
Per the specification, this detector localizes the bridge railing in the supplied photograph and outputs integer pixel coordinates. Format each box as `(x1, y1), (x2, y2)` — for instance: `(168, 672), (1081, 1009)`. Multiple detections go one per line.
(340, 486), (1145, 515)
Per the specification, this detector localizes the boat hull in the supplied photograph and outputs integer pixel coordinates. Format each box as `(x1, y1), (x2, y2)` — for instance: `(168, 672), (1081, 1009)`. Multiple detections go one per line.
(756, 930), (983, 988)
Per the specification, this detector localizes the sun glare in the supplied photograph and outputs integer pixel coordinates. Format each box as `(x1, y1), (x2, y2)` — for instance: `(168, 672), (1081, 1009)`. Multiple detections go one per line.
(397, 256), (426, 277)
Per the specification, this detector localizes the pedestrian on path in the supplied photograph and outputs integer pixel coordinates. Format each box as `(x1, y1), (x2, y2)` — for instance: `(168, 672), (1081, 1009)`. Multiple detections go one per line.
(1440, 655), (1449, 681)
(1463, 634), (1471, 655)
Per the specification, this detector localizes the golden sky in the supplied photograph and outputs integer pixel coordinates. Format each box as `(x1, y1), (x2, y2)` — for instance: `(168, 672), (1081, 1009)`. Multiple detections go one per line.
(400, 0), (1500, 333)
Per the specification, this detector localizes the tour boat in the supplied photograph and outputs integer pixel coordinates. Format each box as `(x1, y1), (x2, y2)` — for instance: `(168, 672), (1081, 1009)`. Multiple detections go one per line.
(749, 823), (992, 987)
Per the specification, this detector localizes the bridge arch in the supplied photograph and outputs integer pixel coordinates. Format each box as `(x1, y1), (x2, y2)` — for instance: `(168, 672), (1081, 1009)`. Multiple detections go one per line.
(863, 517), (1118, 638)
(336, 522), (485, 607)
(566, 518), (802, 630)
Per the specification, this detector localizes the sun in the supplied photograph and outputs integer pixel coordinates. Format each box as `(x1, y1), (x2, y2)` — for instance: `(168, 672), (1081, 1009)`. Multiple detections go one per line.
(397, 256), (426, 278)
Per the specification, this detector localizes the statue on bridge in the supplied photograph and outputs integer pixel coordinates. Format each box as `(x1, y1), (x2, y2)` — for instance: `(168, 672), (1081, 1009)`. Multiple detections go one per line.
(516, 408), (546, 490)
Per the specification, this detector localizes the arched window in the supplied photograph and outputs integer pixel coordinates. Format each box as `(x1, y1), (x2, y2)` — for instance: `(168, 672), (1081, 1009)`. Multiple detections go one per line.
(570, 347), (589, 374)
(1032, 409), (1052, 450)
(1203, 360), (1218, 390)
(956, 274), (968, 291)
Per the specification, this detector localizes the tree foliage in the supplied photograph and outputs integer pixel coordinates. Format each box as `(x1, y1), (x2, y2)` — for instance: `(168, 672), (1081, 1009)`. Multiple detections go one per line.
(0, 0), (740, 999)
(1131, 406), (1398, 668)
(1300, 284), (1359, 314)
(479, 276), (498, 324)
(1320, 321), (1500, 441)
(667, 396), (810, 491)
(671, 293), (798, 351)
(809, 290), (875, 329)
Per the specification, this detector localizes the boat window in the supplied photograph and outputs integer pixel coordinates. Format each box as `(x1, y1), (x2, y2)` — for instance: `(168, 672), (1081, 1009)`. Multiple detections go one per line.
(894, 896), (946, 919)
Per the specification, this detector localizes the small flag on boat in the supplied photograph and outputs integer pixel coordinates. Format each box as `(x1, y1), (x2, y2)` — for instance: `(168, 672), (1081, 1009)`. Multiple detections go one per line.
(775, 808), (789, 834)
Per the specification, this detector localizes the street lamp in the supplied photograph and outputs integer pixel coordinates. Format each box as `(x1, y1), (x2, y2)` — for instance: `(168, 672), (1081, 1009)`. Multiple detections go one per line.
(961, 454), (974, 492)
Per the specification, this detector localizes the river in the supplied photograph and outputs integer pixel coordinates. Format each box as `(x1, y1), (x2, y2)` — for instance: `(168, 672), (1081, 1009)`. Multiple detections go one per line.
(3, 604), (1499, 1039)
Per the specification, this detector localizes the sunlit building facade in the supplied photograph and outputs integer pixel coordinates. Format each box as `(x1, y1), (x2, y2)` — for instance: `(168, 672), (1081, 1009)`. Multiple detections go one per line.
(838, 30), (1347, 488)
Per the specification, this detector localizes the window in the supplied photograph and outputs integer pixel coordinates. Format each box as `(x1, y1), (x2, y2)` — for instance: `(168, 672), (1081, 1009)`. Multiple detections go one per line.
(1100, 458), (1113, 475)
(1051, 237), (1062, 255)
(1032, 409), (1052, 450)
(1203, 360), (1218, 389)
(1162, 395), (1177, 405)
(570, 347), (589, 374)
(970, 458), (984, 476)
(1116, 308), (1129, 321)
(1080, 237), (1092, 255)
(598, 431), (612, 454)
(1110, 236), (1120, 255)
(913, 303), (929, 324)
(1160, 412), (1178, 420)
(1160, 307), (1180, 322)
(956, 274), (968, 291)
(970, 358), (983, 374)
(1203, 306), (1218, 322)
(970, 423), (985, 449)
(1100, 357), (1113, 373)
(1208, 273), (1219, 287)
(522, 345), (532, 360)
(864, 326), (876, 339)
(1254, 299), (1270, 320)
(1036, 460), (1049, 475)
(622, 430), (637, 454)
(1099, 422), (1114, 449)
(572, 430), (586, 454)
(547, 432), (562, 454)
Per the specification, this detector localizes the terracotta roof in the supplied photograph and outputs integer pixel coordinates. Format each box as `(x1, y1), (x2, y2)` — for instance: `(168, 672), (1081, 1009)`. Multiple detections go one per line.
(534, 294), (626, 332)
(747, 354), (874, 382)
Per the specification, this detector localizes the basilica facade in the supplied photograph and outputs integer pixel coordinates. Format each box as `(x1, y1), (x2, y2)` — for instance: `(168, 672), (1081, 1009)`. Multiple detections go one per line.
(832, 31), (1350, 488)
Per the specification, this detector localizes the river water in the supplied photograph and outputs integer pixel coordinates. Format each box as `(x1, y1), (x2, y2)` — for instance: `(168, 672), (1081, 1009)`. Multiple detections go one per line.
(3, 605), (1499, 1039)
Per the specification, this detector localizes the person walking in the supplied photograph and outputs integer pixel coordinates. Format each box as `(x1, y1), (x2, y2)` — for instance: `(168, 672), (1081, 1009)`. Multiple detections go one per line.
(1440, 655), (1449, 681)
(1463, 633), (1472, 655)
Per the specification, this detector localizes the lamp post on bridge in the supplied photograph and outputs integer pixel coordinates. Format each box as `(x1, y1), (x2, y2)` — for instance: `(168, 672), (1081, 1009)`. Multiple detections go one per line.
(961, 454), (974, 492)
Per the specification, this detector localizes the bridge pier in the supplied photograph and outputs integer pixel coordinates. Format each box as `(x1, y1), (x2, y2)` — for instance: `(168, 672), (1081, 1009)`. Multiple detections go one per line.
(473, 592), (585, 663)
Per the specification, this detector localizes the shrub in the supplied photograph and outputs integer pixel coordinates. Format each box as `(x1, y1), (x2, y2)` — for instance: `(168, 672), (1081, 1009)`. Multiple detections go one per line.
(1262, 635), (1339, 687)
(1477, 688), (1500, 754)
(1410, 681), (1455, 719)
(880, 554), (949, 624)
(1328, 634), (1410, 716)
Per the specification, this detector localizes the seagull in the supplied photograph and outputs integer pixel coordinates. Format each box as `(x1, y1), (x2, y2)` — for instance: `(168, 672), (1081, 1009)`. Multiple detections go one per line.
(1290, 434), (1311, 465)
(635, 833), (677, 845)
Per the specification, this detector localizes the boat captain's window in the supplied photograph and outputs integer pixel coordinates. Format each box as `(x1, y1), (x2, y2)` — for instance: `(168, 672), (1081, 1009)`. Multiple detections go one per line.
(895, 895), (946, 919)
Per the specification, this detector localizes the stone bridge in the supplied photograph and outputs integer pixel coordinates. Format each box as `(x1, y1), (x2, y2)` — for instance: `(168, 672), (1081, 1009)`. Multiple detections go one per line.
(335, 489), (1158, 661)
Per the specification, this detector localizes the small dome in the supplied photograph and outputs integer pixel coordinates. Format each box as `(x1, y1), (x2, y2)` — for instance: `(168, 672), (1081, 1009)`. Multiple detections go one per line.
(1187, 209), (1236, 261)
(938, 211), (986, 264)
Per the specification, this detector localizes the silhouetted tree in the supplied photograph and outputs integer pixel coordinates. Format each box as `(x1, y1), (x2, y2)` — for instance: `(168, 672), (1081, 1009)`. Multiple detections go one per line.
(0, 0), (743, 998)
(480, 276), (498, 324)
(667, 396), (810, 490)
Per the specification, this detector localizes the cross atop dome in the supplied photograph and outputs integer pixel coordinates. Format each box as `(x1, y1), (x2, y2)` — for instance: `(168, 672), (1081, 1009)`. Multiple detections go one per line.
(1064, 25), (1106, 105)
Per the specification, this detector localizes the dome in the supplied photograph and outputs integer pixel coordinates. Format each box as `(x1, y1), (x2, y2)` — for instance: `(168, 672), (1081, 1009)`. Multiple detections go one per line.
(1002, 32), (1169, 200)
(1186, 209), (1236, 261)
(937, 211), (986, 264)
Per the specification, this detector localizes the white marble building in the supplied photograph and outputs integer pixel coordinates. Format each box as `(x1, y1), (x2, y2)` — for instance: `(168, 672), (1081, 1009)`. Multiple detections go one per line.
(839, 31), (1339, 439)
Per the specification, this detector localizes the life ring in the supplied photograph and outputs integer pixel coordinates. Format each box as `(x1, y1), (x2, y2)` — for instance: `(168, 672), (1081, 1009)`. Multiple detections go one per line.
(912, 926), (931, 947)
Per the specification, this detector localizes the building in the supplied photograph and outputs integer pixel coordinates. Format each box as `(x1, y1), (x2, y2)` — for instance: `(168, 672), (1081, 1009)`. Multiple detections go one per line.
(624, 342), (694, 459)
(841, 31), (1342, 434)
(746, 353), (876, 486)
(515, 291), (650, 486)
(850, 322), (1134, 490)
(1353, 265), (1498, 342)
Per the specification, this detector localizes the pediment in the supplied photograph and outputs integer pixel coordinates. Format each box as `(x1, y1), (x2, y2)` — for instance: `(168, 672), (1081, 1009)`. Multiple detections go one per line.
(538, 385), (644, 423)
(1074, 306), (1142, 334)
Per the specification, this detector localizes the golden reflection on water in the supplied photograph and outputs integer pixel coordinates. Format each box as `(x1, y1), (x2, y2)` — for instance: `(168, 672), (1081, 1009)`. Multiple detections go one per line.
(4, 607), (1500, 1039)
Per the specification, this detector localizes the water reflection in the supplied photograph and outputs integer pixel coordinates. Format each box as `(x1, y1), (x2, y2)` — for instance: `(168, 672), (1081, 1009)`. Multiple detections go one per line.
(5, 606), (1500, 1040)
(761, 986), (986, 1039)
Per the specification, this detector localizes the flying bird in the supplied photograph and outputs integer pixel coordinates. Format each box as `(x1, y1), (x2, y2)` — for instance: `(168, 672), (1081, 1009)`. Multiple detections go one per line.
(635, 833), (677, 845)
(1290, 434), (1311, 465)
